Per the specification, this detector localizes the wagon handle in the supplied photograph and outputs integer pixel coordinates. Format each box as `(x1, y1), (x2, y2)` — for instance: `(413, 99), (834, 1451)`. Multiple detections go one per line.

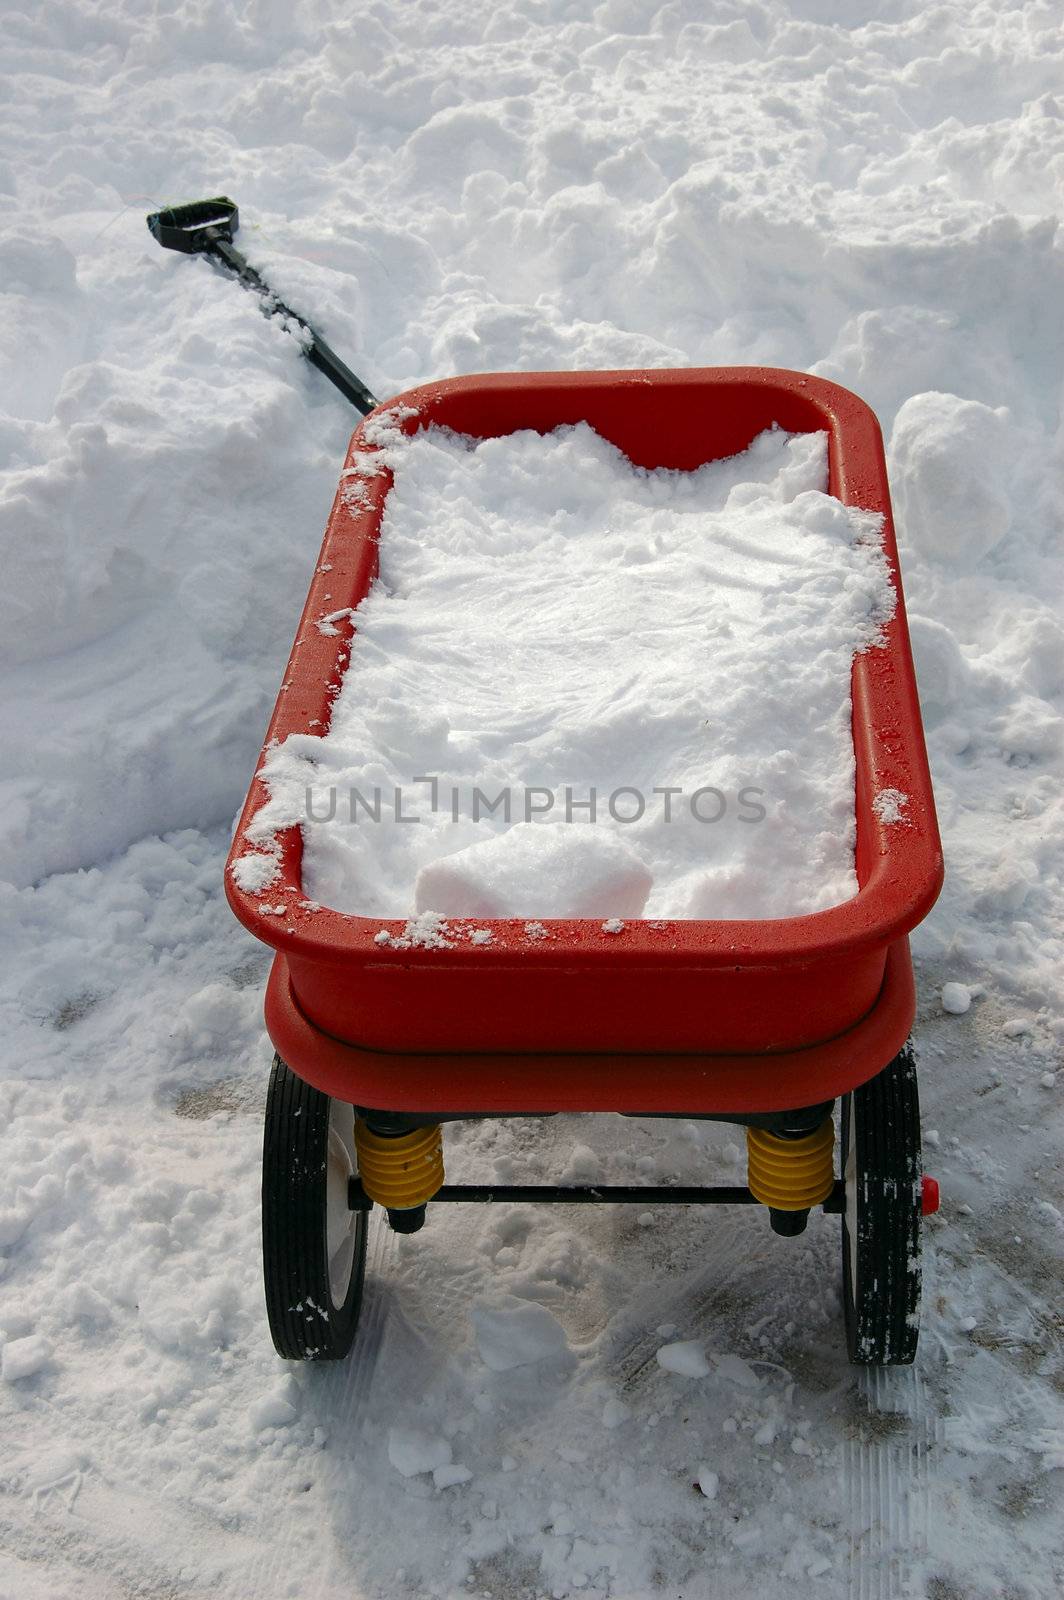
(146, 197), (380, 416)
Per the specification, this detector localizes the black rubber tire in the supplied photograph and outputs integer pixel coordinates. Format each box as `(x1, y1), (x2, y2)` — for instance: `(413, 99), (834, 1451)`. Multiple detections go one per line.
(262, 1055), (368, 1360)
(841, 1044), (922, 1365)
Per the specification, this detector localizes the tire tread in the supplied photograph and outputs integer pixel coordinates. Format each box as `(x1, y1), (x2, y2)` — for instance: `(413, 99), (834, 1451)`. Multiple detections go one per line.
(843, 1044), (922, 1365)
(262, 1056), (366, 1361)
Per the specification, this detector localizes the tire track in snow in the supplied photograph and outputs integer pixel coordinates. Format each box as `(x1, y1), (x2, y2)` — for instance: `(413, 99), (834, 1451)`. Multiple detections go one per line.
(846, 1364), (942, 1600)
(606, 1209), (759, 1390)
(0, 1460), (264, 1600)
(226, 1213), (397, 1600)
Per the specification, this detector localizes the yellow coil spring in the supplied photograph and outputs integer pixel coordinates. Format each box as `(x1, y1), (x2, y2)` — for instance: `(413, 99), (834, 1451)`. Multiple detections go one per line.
(354, 1120), (444, 1210)
(746, 1119), (835, 1211)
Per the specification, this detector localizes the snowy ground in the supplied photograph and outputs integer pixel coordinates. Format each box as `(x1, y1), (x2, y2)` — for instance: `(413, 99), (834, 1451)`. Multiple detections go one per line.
(2, 2), (1063, 1597)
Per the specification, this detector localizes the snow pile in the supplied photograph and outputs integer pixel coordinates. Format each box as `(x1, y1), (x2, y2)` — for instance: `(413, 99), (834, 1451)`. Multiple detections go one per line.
(251, 423), (894, 920)
(0, 236), (346, 894)
(887, 386), (1064, 1006)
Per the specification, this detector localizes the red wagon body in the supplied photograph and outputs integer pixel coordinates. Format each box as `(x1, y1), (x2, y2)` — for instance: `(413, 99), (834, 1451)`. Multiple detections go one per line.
(226, 368), (942, 1115)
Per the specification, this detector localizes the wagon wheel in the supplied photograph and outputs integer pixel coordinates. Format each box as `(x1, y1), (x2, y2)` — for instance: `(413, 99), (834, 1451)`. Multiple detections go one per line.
(840, 1044), (922, 1365)
(262, 1055), (369, 1360)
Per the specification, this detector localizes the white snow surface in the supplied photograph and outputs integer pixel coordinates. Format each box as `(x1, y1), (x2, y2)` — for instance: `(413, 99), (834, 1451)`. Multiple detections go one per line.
(250, 423), (894, 920)
(2, 3), (1064, 1599)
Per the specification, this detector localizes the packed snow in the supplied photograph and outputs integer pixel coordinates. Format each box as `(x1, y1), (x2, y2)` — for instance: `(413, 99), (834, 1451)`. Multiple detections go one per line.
(247, 423), (895, 920)
(656, 1340), (713, 1378)
(472, 1300), (572, 1373)
(2, 2), (1063, 1599)
(414, 822), (656, 921)
(387, 1424), (456, 1479)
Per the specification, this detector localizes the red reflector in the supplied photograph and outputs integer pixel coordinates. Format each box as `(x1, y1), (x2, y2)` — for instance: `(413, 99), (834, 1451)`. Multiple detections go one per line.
(921, 1175), (940, 1215)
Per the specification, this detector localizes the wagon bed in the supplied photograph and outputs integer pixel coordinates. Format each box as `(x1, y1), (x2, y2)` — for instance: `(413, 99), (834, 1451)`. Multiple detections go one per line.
(226, 367), (942, 1114)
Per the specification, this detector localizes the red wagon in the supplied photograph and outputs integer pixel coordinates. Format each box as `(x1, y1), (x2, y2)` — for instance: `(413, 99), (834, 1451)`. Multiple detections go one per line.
(226, 367), (943, 1366)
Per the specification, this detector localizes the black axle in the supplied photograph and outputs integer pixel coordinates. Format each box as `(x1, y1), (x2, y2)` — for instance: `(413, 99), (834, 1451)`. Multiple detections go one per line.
(353, 1104), (840, 1236)
(146, 197), (380, 416)
(349, 1177), (844, 1214)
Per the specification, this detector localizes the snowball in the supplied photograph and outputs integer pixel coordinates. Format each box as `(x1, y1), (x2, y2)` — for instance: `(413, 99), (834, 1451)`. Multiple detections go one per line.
(941, 982), (972, 1015)
(1002, 1018), (1031, 1037)
(602, 1398), (631, 1429)
(656, 1340), (711, 1377)
(414, 825), (653, 920)
(890, 392), (1012, 567)
(471, 1299), (570, 1371)
(433, 1462), (473, 1489)
(711, 1353), (761, 1388)
(696, 1466), (719, 1499)
(387, 1426), (453, 1478)
(1, 1333), (51, 1382)
(250, 1388), (298, 1432)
